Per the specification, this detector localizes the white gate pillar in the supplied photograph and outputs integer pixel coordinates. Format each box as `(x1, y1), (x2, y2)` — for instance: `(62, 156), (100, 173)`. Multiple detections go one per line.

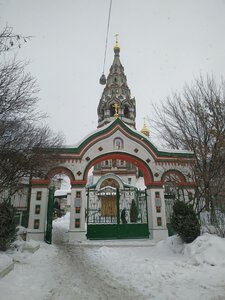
(27, 181), (49, 241)
(69, 184), (87, 242)
(146, 186), (168, 241)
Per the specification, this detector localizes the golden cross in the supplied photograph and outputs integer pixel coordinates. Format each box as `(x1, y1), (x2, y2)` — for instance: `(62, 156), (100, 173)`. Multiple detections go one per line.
(112, 103), (120, 119)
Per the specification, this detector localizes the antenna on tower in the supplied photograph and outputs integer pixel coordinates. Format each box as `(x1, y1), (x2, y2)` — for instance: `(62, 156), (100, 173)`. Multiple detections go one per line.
(99, 0), (112, 85)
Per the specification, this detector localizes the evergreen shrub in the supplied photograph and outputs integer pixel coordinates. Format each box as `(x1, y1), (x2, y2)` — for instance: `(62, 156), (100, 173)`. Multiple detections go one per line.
(0, 201), (17, 251)
(130, 199), (138, 223)
(171, 200), (200, 243)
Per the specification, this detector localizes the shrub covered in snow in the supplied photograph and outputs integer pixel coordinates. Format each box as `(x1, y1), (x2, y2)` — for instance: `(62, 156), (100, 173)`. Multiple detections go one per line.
(171, 200), (200, 243)
(0, 201), (17, 251)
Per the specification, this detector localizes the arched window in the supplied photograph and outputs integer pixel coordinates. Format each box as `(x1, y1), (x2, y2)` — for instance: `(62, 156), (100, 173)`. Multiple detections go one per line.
(100, 178), (119, 189)
(124, 105), (130, 118)
(101, 109), (104, 120)
(110, 104), (114, 117)
(113, 137), (124, 150)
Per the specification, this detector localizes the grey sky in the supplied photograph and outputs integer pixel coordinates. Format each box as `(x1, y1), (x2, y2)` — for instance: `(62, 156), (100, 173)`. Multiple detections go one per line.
(1, 0), (225, 145)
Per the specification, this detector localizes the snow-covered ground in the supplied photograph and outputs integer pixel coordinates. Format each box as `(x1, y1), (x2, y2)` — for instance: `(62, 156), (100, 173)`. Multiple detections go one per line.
(0, 213), (225, 300)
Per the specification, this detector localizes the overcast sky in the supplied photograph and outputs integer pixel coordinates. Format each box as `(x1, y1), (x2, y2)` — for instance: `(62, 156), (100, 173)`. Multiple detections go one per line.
(1, 0), (225, 146)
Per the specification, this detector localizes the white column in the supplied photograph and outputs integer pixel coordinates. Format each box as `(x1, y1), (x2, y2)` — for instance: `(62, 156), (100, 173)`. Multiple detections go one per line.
(27, 186), (49, 241)
(146, 187), (168, 241)
(69, 186), (87, 242)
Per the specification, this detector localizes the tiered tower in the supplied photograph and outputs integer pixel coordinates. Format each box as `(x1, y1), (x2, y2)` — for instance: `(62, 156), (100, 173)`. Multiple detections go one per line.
(97, 38), (136, 128)
(93, 38), (138, 185)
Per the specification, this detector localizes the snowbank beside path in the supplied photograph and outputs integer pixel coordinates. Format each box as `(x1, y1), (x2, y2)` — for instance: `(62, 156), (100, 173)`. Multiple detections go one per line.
(0, 254), (12, 271)
(0, 254), (13, 279)
(0, 242), (58, 300)
(161, 233), (225, 266)
(1, 213), (225, 300)
(86, 234), (225, 300)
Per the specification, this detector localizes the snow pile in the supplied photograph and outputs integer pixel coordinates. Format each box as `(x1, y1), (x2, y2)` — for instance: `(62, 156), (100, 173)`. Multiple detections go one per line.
(16, 226), (27, 236)
(0, 254), (13, 272)
(52, 212), (70, 243)
(0, 242), (58, 300)
(160, 233), (225, 266)
(0, 232), (225, 299)
(86, 234), (225, 299)
(184, 234), (225, 266)
(156, 234), (184, 254)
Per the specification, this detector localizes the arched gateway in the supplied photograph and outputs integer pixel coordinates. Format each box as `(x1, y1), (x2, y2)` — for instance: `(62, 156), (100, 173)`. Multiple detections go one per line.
(27, 40), (195, 242)
(27, 118), (195, 242)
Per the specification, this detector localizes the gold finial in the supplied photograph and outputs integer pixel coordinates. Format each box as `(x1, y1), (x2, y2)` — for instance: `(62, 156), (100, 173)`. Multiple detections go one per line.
(115, 34), (119, 46)
(114, 34), (120, 52)
(112, 103), (120, 119)
(141, 117), (150, 137)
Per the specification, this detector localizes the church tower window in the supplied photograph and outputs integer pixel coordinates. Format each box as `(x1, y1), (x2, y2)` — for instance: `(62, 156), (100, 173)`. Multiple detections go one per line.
(110, 104), (115, 117)
(124, 105), (130, 118)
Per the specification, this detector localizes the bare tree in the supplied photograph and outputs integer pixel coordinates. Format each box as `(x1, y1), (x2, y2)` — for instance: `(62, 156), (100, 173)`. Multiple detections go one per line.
(0, 25), (31, 53)
(152, 75), (225, 212)
(0, 25), (63, 198)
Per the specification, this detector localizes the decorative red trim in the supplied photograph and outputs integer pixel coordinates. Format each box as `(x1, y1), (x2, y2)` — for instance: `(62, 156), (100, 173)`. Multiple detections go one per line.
(71, 180), (86, 187)
(54, 123), (194, 165)
(31, 179), (50, 185)
(83, 153), (153, 186)
(146, 181), (164, 188)
(47, 166), (75, 181)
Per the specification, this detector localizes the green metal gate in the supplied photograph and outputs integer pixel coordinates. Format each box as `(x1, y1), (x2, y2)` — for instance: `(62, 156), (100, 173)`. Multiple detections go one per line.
(45, 187), (55, 244)
(165, 194), (176, 236)
(86, 187), (149, 239)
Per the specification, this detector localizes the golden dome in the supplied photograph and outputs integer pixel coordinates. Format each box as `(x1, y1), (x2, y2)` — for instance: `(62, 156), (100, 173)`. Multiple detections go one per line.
(141, 118), (150, 137)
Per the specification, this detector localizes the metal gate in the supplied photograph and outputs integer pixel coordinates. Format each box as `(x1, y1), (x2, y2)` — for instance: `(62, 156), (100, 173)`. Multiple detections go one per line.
(165, 194), (176, 236)
(45, 187), (55, 244)
(86, 187), (149, 239)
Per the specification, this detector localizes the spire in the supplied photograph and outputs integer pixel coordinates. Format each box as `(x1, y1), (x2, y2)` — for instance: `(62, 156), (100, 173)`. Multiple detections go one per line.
(140, 118), (150, 137)
(97, 37), (136, 128)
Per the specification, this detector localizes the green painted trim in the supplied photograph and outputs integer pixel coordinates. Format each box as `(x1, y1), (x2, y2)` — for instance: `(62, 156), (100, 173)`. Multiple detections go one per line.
(116, 189), (120, 225)
(44, 187), (55, 244)
(86, 224), (149, 239)
(49, 118), (194, 159)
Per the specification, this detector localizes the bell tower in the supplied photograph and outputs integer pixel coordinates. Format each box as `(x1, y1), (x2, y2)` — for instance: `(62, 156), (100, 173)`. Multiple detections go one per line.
(97, 37), (136, 128)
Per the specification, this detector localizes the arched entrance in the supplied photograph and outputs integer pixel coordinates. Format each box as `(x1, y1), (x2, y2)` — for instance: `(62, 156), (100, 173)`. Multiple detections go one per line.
(27, 118), (195, 243)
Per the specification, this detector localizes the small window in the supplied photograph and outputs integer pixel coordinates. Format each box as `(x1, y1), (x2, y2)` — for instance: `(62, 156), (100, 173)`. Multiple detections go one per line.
(155, 192), (160, 199)
(105, 160), (109, 166)
(124, 105), (130, 118)
(121, 160), (124, 165)
(36, 191), (42, 200)
(75, 207), (81, 214)
(157, 217), (162, 226)
(112, 159), (117, 167)
(35, 205), (41, 214)
(76, 191), (81, 198)
(34, 219), (40, 229)
(75, 218), (80, 228)
(156, 206), (161, 213)
(128, 178), (131, 184)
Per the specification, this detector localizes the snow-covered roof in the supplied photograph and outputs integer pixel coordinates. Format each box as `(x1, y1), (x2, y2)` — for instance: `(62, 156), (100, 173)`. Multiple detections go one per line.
(54, 189), (71, 197)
